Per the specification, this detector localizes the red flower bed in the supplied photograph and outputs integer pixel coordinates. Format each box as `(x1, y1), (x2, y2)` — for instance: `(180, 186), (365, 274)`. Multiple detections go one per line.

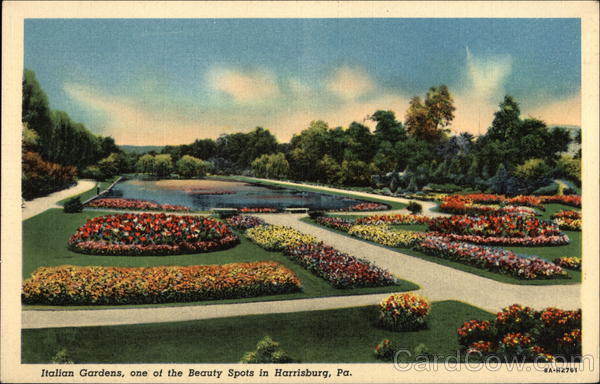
(68, 213), (239, 255)
(458, 304), (582, 361)
(315, 216), (354, 232)
(463, 194), (506, 204)
(86, 198), (190, 212)
(506, 195), (544, 209)
(428, 215), (563, 238)
(283, 242), (396, 288)
(22, 262), (301, 305)
(540, 195), (581, 208)
(239, 207), (279, 213)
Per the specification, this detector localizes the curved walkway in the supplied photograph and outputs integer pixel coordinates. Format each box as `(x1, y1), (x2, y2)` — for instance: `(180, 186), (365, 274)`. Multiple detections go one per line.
(22, 179), (96, 220)
(257, 213), (580, 312)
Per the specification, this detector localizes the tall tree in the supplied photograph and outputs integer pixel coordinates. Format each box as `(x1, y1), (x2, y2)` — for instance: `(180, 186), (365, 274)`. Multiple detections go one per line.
(405, 85), (455, 142)
(22, 69), (53, 157)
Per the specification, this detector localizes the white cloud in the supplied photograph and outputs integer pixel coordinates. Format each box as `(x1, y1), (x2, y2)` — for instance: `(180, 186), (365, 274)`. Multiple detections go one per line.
(64, 83), (233, 146)
(451, 49), (513, 135)
(326, 66), (375, 101)
(208, 68), (280, 103)
(525, 93), (581, 126)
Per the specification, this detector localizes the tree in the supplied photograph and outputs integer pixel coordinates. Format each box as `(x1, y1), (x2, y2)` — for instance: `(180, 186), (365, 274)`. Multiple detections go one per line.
(371, 110), (407, 145)
(97, 153), (121, 178)
(318, 155), (342, 184)
(489, 163), (510, 194)
(338, 160), (377, 186)
(136, 154), (156, 174)
(176, 155), (208, 178)
(513, 158), (552, 181)
(154, 154), (174, 177)
(405, 85), (455, 142)
(251, 153), (289, 179)
(22, 69), (53, 157)
(487, 95), (521, 141)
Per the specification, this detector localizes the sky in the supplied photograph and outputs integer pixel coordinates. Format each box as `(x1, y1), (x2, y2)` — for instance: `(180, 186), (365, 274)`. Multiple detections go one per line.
(24, 18), (581, 146)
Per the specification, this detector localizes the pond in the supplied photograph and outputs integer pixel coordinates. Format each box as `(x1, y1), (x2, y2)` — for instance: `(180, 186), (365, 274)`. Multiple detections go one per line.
(105, 178), (374, 211)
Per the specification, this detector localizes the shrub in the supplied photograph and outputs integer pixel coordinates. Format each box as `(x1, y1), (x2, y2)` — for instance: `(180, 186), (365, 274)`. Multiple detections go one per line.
(80, 165), (105, 180)
(495, 304), (538, 335)
(22, 262), (301, 305)
(374, 339), (396, 360)
(457, 320), (497, 347)
(22, 151), (77, 200)
(63, 197), (83, 213)
(406, 201), (422, 214)
(51, 348), (74, 364)
(378, 293), (431, 331)
(240, 336), (294, 363)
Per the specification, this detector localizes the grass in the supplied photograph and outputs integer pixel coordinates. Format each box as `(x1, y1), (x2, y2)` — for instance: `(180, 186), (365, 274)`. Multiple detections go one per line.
(56, 176), (120, 206)
(22, 209), (418, 310)
(217, 175), (407, 210)
(302, 210), (581, 285)
(21, 300), (493, 363)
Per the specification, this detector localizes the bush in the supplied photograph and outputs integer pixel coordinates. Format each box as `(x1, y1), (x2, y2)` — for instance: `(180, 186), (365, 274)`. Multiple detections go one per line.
(22, 151), (77, 200)
(51, 348), (74, 364)
(63, 197), (83, 213)
(80, 165), (105, 180)
(379, 293), (431, 331)
(240, 336), (294, 363)
(406, 201), (422, 214)
(374, 339), (396, 360)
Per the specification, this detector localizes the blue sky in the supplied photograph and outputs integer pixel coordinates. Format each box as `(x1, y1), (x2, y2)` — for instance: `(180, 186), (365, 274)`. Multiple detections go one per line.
(25, 18), (581, 145)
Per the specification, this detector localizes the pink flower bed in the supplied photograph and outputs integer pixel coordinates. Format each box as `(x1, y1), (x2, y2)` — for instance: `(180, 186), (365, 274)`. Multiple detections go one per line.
(414, 237), (567, 279)
(315, 216), (354, 232)
(86, 198), (190, 212)
(336, 202), (389, 212)
(226, 215), (266, 230)
(283, 242), (396, 288)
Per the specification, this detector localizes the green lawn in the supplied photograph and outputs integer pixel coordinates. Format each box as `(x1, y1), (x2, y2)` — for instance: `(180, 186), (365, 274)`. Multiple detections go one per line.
(217, 175), (407, 210)
(56, 176), (120, 206)
(22, 209), (418, 309)
(303, 209), (581, 285)
(21, 300), (493, 363)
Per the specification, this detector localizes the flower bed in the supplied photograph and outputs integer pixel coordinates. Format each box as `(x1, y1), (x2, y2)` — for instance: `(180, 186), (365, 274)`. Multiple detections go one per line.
(378, 293), (431, 331)
(348, 225), (425, 248)
(427, 215), (569, 246)
(553, 257), (581, 271)
(414, 237), (566, 279)
(539, 195), (581, 208)
(283, 243), (396, 288)
(355, 214), (430, 226)
(457, 304), (581, 361)
(86, 198), (190, 212)
(22, 262), (302, 305)
(315, 216), (354, 232)
(338, 202), (389, 212)
(439, 195), (537, 216)
(68, 213), (239, 255)
(552, 210), (581, 231)
(239, 207), (279, 213)
(226, 215), (266, 230)
(463, 194), (506, 204)
(246, 225), (318, 251)
(506, 195), (544, 209)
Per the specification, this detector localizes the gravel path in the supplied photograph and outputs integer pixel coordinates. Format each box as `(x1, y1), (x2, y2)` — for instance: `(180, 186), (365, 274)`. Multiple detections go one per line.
(22, 180), (96, 220)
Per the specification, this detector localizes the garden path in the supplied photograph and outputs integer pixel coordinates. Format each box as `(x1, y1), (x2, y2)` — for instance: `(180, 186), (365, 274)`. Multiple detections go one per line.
(258, 213), (581, 312)
(22, 180), (96, 220)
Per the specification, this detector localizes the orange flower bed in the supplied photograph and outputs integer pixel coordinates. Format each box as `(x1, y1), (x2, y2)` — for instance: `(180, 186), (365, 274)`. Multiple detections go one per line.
(22, 262), (302, 305)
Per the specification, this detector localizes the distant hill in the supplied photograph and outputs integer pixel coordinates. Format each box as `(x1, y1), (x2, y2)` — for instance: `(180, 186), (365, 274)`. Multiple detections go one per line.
(120, 145), (164, 154)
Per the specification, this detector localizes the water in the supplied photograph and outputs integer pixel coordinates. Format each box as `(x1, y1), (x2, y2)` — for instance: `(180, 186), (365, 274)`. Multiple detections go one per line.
(106, 178), (369, 211)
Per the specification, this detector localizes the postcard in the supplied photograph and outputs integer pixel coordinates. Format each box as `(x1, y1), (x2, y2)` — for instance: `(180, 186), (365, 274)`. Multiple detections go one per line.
(2, 1), (599, 383)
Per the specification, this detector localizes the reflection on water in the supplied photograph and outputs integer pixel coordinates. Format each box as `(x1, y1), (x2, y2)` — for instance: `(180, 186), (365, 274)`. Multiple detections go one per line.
(107, 179), (366, 211)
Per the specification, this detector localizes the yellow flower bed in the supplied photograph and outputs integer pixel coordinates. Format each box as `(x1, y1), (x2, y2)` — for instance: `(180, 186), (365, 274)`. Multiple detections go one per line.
(348, 225), (425, 248)
(246, 225), (318, 251)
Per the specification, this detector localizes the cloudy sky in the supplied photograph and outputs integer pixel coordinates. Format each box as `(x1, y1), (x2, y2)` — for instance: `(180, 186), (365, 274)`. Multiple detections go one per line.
(25, 19), (580, 146)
